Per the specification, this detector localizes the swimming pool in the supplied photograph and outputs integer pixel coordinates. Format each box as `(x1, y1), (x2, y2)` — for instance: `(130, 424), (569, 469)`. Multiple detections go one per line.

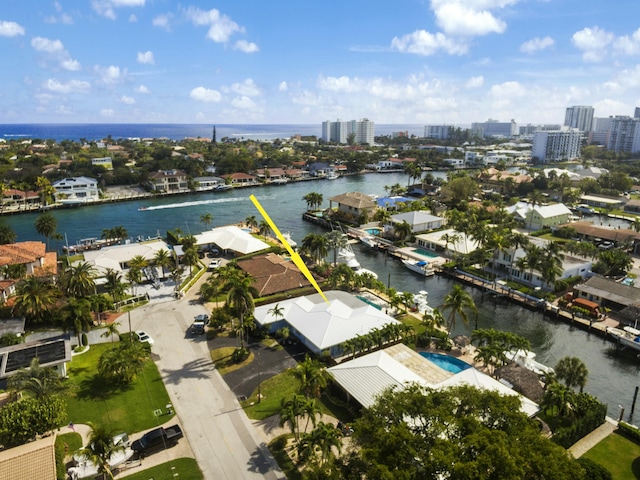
(412, 248), (438, 258)
(365, 228), (381, 235)
(420, 352), (471, 374)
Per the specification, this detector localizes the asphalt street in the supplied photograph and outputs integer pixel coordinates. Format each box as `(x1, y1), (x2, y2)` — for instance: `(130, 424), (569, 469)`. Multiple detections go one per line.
(127, 280), (285, 480)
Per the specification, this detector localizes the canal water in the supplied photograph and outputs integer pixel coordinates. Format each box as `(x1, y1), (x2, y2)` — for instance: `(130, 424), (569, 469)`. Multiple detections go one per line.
(3, 172), (639, 422)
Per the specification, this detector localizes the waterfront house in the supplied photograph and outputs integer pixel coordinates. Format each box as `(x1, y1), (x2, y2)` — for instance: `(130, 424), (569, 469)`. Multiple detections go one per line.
(284, 168), (310, 181)
(222, 172), (258, 187)
(254, 167), (287, 183)
(386, 210), (444, 234)
(573, 275), (640, 313)
(329, 192), (377, 220)
(194, 225), (269, 256)
(563, 221), (640, 253)
(508, 202), (572, 230)
(253, 290), (400, 358)
(366, 158), (404, 171)
(194, 176), (225, 191)
(147, 169), (189, 193)
(415, 228), (479, 257)
(82, 240), (171, 280)
(236, 252), (324, 296)
(579, 194), (626, 210)
(52, 176), (100, 204)
(328, 343), (539, 416)
(1, 188), (40, 211)
(623, 200), (640, 214)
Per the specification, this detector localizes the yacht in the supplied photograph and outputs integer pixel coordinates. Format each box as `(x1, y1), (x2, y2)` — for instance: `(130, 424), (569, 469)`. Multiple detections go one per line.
(338, 243), (378, 279)
(412, 290), (434, 316)
(606, 326), (640, 351)
(402, 258), (435, 277)
(326, 170), (339, 180)
(359, 235), (378, 249)
(282, 232), (297, 249)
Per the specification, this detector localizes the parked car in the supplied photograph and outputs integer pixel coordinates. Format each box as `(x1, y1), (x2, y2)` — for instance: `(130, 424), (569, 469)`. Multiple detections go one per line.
(575, 204), (596, 215)
(598, 241), (614, 250)
(135, 331), (154, 345)
(190, 314), (210, 335)
(131, 425), (183, 457)
(208, 259), (222, 269)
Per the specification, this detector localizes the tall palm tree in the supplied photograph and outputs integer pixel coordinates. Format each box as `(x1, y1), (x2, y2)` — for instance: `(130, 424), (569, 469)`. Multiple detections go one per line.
(60, 261), (97, 298)
(293, 355), (329, 399)
(13, 276), (59, 323)
(101, 321), (121, 343)
(393, 220), (413, 243)
(245, 215), (258, 231)
(7, 357), (69, 398)
(104, 268), (126, 302)
(225, 273), (258, 348)
(301, 233), (328, 264)
(438, 284), (477, 334)
(76, 423), (126, 480)
(34, 212), (60, 249)
(199, 213), (213, 227)
(527, 190), (545, 230)
(555, 356), (589, 393)
(258, 220), (271, 240)
(542, 381), (575, 417)
(324, 230), (347, 266)
(279, 394), (306, 443)
(302, 192), (323, 211)
(182, 247), (200, 277)
(153, 248), (172, 279)
(64, 297), (94, 346)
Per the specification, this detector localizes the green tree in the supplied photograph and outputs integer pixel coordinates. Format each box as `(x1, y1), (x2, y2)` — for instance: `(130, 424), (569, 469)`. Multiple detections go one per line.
(154, 248), (173, 279)
(438, 284), (477, 333)
(258, 220), (271, 240)
(13, 276), (59, 323)
(199, 213), (213, 227)
(555, 357), (589, 393)
(542, 381), (576, 417)
(393, 220), (413, 242)
(293, 355), (329, 399)
(245, 215), (258, 231)
(101, 321), (121, 343)
(301, 233), (328, 264)
(225, 273), (258, 348)
(98, 341), (150, 385)
(325, 230), (348, 266)
(76, 423), (126, 480)
(347, 383), (585, 479)
(0, 223), (17, 244)
(182, 246), (200, 277)
(34, 212), (60, 249)
(7, 357), (70, 398)
(60, 261), (97, 298)
(303, 192), (324, 211)
(64, 297), (94, 346)
(0, 396), (67, 448)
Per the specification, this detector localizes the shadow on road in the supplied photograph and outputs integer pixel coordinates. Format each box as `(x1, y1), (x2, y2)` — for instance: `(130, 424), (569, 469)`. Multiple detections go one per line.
(162, 357), (215, 385)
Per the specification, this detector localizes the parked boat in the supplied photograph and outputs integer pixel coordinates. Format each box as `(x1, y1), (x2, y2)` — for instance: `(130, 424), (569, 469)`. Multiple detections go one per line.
(606, 326), (640, 351)
(412, 290), (434, 316)
(338, 244), (378, 279)
(402, 258), (435, 277)
(504, 349), (555, 376)
(360, 235), (378, 249)
(282, 232), (297, 248)
(214, 184), (233, 191)
(326, 171), (339, 180)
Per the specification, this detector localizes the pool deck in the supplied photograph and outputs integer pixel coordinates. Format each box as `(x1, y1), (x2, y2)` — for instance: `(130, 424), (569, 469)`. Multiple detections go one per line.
(394, 245), (447, 266)
(385, 343), (453, 384)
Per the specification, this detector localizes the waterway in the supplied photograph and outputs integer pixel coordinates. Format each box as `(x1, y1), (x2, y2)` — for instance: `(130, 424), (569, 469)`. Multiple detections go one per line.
(3, 172), (639, 422)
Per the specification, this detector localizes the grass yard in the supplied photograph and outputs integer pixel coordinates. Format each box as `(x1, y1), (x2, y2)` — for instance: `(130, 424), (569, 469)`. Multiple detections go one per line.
(210, 346), (255, 375)
(582, 432), (640, 480)
(121, 458), (202, 480)
(65, 343), (174, 434)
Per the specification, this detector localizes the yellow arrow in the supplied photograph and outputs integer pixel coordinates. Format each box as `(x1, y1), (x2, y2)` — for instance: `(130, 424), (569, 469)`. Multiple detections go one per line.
(250, 194), (328, 303)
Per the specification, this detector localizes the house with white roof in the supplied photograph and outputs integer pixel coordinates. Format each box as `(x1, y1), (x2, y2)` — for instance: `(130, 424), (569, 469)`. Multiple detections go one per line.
(507, 202), (572, 230)
(386, 210), (443, 234)
(253, 290), (400, 357)
(193, 225), (269, 256)
(82, 239), (171, 281)
(415, 228), (479, 257)
(52, 176), (100, 204)
(328, 343), (539, 417)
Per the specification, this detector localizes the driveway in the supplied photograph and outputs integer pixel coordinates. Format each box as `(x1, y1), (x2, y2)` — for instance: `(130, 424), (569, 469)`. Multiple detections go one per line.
(125, 277), (285, 479)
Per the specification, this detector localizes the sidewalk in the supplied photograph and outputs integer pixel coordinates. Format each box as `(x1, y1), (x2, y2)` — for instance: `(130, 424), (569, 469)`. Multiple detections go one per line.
(568, 416), (618, 458)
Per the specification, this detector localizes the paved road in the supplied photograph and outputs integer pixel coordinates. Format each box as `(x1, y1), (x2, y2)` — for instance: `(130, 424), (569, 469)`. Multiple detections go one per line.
(128, 281), (285, 480)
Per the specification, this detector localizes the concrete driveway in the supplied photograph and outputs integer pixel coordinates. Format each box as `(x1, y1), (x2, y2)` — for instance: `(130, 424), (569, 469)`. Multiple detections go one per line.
(126, 279), (285, 479)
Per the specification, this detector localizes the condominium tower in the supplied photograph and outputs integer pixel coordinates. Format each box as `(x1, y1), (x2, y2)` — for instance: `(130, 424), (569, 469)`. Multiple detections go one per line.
(321, 118), (375, 144)
(564, 105), (594, 132)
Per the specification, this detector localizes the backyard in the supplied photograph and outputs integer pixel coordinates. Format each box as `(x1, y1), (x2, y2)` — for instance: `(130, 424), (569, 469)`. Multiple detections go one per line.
(582, 432), (640, 479)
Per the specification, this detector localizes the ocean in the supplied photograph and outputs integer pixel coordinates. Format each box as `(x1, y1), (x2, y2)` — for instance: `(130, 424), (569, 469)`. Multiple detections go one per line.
(0, 123), (427, 142)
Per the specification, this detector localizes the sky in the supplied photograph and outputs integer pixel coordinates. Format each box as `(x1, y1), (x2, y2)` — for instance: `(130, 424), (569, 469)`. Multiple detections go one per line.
(0, 0), (639, 126)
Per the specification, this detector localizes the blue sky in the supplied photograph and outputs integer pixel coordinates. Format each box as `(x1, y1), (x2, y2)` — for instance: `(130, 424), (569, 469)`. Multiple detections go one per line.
(1, 0), (639, 126)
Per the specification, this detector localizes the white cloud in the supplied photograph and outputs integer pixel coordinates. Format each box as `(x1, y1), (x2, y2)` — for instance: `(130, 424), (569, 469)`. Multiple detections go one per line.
(44, 78), (91, 94)
(190, 86), (222, 102)
(391, 30), (467, 56)
(231, 79), (260, 96)
(61, 59), (81, 71)
(234, 40), (259, 53)
(231, 96), (256, 109)
(152, 13), (172, 30)
(129, 14), (137, 22)
(488, 80), (527, 99)
(278, 81), (288, 92)
(137, 51), (155, 64)
(465, 76), (484, 88)
(614, 28), (640, 56)
(120, 95), (135, 104)
(92, 0), (145, 20)
(571, 26), (614, 62)
(136, 85), (150, 94)
(520, 36), (554, 54)
(100, 108), (115, 117)
(433, 2), (507, 36)
(31, 37), (64, 53)
(184, 6), (244, 43)
(94, 65), (127, 85)
(0, 21), (25, 37)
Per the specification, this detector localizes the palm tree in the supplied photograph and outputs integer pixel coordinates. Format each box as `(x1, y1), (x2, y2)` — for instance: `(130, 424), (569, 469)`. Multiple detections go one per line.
(555, 356), (589, 393)
(104, 268), (126, 302)
(542, 381), (575, 417)
(268, 303), (285, 323)
(199, 213), (213, 227)
(13, 276), (59, 323)
(245, 215), (258, 231)
(60, 262), (97, 298)
(438, 284), (477, 334)
(301, 233), (328, 264)
(76, 423), (126, 480)
(393, 220), (413, 243)
(279, 394), (306, 442)
(399, 291), (414, 313)
(225, 273), (258, 348)
(324, 230), (347, 266)
(34, 212), (60, 249)
(299, 421), (342, 467)
(153, 248), (172, 279)
(527, 190), (545, 230)
(98, 341), (149, 384)
(65, 297), (94, 346)
(182, 247), (200, 277)
(303, 192), (323, 211)
(101, 321), (121, 343)
(125, 268), (142, 296)
(7, 357), (69, 398)
(292, 355), (329, 398)
(258, 220), (271, 240)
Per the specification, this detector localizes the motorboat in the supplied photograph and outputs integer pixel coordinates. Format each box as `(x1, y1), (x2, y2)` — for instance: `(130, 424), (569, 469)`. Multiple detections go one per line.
(338, 244), (378, 279)
(606, 326), (640, 351)
(412, 290), (434, 316)
(360, 235), (378, 249)
(282, 232), (297, 248)
(504, 349), (555, 376)
(214, 184), (233, 191)
(326, 171), (339, 180)
(402, 258), (435, 276)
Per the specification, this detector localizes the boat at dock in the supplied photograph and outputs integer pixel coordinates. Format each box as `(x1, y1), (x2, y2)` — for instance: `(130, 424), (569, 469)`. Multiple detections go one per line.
(504, 349), (555, 376)
(338, 244), (378, 279)
(359, 235), (378, 249)
(411, 290), (434, 316)
(402, 258), (435, 276)
(606, 326), (640, 351)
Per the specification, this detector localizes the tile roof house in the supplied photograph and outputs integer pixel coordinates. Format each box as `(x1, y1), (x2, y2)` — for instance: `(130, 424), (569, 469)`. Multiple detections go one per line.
(0, 435), (57, 480)
(223, 172), (258, 186)
(0, 241), (57, 302)
(329, 192), (377, 218)
(147, 169), (188, 192)
(236, 253), (324, 296)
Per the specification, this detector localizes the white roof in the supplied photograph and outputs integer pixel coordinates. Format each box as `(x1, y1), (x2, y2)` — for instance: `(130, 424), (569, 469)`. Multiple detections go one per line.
(195, 225), (269, 254)
(390, 210), (442, 226)
(254, 290), (400, 351)
(328, 344), (539, 416)
(83, 240), (171, 275)
(415, 228), (479, 255)
(507, 202), (571, 219)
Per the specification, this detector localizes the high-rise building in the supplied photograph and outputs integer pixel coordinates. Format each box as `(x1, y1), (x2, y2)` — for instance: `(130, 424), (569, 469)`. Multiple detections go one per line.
(470, 119), (518, 138)
(634, 107), (640, 119)
(321, 118), (375, 144)
(564, 105), (594, 132)
(607, 116), (640, 153)
(424, 125), (450, 139)
(532, 128), (582, 162)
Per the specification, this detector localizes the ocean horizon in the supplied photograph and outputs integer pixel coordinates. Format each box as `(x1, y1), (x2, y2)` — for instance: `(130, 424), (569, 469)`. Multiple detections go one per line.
(0, 123), (427, 142)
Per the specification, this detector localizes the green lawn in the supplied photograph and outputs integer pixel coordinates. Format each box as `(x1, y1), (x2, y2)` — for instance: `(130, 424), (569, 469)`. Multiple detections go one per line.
(581, 432), (640, 480)
(120, 458), (202, 480)
(65, 343), (174, 434)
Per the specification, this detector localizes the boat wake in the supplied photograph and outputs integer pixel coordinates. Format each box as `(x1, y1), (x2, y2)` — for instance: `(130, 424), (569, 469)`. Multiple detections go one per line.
(139, 197), (247, 211)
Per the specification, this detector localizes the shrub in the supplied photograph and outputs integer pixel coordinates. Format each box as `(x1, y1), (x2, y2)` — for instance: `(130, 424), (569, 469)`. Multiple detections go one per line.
(81, 332), (88, 347)
(232, 347), (249, 363)
(576, 458), (612, 480)
(617, 421), (640, 442)
(206, 329), (218, 340)
(551, 393), (607, 448)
